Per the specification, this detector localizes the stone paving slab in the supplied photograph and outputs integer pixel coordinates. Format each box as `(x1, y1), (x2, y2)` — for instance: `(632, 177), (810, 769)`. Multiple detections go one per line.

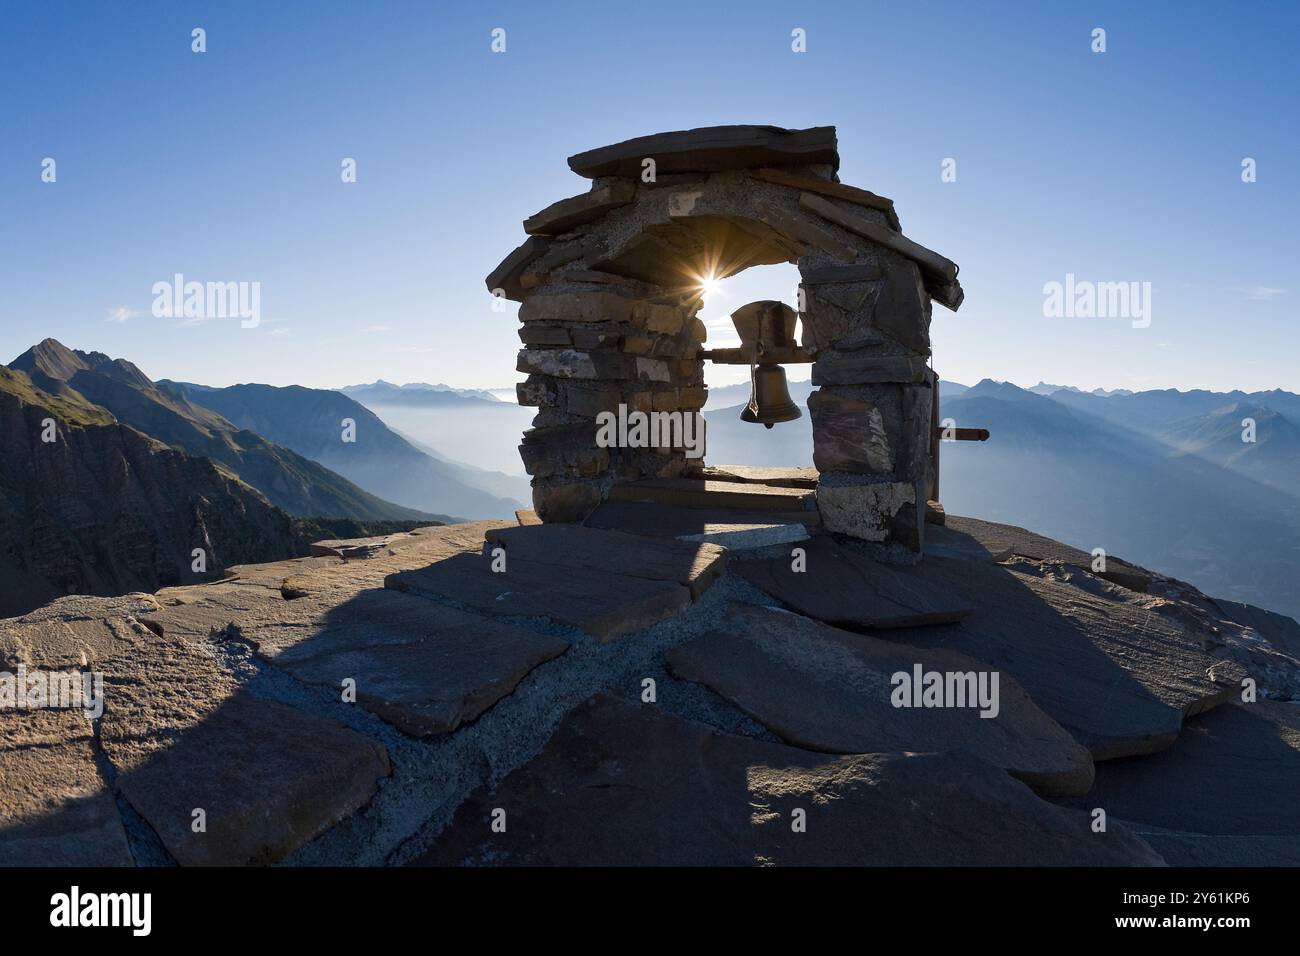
(735, 536), (973, 628)
(277, 521), (510, 598)
(1058, 701), (1300, 865)
(140, 581), (287, 642)
(584, 500), (821, 546)
(388, 552), (690, 642)
(696, 465), (819, 488)
(901, 557), (1245, 760)
(483, 523), (726, 599)
(676, 521), (810, 551)
(944, 515), (1152, 591)
(668, 605), (1093, 796)
(0, 710), (133, 866)
(415, 696), (1161, 866)
(232, 588), (570, 736)
(923, 523), (1013, 563)
(0, 595), (390, 866)
(608, 478), (815, 512)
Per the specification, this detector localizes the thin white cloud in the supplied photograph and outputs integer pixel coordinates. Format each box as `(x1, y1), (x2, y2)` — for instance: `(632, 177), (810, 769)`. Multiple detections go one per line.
(1243, 285), (1286, 301)
(106, 306), (141, 323)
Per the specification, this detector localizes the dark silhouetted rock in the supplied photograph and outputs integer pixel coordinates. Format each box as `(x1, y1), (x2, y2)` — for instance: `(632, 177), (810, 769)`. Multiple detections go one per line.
(415, 696), (1161, 866)
(1059, 700), (1300, 865)
(568, 125), (839, 178)
(668, 605), (1092, 796)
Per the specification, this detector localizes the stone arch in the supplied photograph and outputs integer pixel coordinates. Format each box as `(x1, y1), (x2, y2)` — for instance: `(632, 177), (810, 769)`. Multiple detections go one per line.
(487, 125), (963, 553)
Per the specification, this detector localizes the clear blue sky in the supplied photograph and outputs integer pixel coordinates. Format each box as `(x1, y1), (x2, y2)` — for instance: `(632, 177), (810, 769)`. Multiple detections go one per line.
(2, 0), (1296, 393)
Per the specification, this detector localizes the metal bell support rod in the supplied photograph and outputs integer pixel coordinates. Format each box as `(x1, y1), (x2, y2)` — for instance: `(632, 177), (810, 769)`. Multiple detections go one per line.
(697, 345), (816, 364)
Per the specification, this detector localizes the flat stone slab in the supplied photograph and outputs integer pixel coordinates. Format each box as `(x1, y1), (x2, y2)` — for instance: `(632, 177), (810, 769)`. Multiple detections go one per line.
(116, 692), (390, 866)
(584, 500), (821, 544)
(483, 523), (725, 599)
(736, 536), (974, 628)
(901, 556), (1245, 760)
(232, 589), (569, 736)
(923, 523), (1013, 562)
(1210, 597), (1300, 660)
(945, 514), (1152, 591)
(667, 605), (1093, 797)
(1058, 701), (1300, 865)
(1, 595), (390, 866)
(0, 710), (133, 866)
(140, 581), (288, 642)
(676, 521), (810, 551)
(309, 533), (412, 559)
(388, 552), (690, 642)
(222, 554), (346, 591)
(523, 181), (636, 236)
(274, 521), (510, 599)
(608, 478), (815, 512)
(567, 125), (839, 178)
(696, 465), (819, 489)
(415, 696), (1161, 866)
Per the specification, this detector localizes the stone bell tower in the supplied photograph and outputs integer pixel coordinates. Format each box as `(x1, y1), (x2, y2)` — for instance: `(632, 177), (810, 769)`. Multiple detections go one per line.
(487, 125), (966, 555)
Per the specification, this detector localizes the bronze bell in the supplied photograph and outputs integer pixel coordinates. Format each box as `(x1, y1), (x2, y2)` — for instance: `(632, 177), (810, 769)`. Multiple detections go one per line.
(730, 300), (802, 429)
(741, 364), (802, 429)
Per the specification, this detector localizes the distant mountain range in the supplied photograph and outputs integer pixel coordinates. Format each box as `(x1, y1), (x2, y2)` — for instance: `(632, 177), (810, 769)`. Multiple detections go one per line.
(161, 381), (529, 520)
(939, 380), (1300, 618)
(0, 340), (438, 616)
(703, 377), (1300, 619)
(343, 379), (536, 479)
(10, 338), (1296, 623)
(341, 380), (504, 406)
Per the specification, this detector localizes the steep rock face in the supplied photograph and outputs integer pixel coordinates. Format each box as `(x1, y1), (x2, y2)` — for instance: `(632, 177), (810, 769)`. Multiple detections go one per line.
(0, 368), (301, 617)
(9, 340), (430, 522)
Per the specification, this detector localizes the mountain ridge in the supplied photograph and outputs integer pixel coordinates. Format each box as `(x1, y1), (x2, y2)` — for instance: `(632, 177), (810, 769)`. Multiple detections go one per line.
(8, 340), (432, 523)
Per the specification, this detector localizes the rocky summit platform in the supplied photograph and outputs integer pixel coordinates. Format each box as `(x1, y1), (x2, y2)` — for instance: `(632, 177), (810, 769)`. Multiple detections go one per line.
(2, 511), (1298, 867)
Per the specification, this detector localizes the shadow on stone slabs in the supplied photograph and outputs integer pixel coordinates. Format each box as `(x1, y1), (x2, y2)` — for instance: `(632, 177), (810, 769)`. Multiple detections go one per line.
(0, 710), (134, 866)
(583, 499), (819, 550)
(110, 690), (391, 866)
(667, 604), (1094, 797)
(1055, 700), (1300, 866)
(230, 587), (571, 737)
(896, 555), (1241, 761)
(734, 535), (974, 629)
(387, 550), (690, 642)
(412, 695), (1162, 867)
